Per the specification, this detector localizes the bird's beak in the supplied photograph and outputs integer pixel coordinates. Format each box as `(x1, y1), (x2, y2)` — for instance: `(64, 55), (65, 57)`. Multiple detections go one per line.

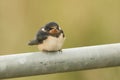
(49, 27), (59, 34)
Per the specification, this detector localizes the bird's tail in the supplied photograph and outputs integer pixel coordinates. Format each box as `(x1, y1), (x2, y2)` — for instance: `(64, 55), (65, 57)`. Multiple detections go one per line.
(28, 40), (39, 45)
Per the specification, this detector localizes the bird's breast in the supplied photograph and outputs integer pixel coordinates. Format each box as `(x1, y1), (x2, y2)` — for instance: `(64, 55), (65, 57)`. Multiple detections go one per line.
(38, 33), (65, 51)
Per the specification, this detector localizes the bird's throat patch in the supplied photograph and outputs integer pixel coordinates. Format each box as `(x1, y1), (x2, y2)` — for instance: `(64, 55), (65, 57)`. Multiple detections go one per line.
(49, 29), (59, 34)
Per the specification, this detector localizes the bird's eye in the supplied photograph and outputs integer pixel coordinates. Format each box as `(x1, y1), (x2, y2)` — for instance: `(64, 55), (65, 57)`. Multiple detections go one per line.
(47, 28), (53, 31)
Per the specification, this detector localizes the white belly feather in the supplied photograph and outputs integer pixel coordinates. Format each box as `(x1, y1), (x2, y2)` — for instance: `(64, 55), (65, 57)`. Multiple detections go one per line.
(38, 34), (65, 51)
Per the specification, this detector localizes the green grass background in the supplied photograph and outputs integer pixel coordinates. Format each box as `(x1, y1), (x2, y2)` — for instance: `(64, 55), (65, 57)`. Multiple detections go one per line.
(0, 0), (120, 80)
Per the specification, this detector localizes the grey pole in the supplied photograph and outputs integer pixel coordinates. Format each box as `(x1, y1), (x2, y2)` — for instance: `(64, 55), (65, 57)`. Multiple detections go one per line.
(0, 43), (120, 79)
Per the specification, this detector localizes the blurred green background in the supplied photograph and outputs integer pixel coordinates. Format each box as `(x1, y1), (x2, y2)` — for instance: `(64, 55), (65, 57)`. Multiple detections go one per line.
(0, 0), (120, 80)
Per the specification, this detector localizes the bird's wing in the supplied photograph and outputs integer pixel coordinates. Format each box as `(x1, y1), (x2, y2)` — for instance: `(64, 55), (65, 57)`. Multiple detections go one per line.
(28, 30), (48, 45)
(36, 30), (48, 43)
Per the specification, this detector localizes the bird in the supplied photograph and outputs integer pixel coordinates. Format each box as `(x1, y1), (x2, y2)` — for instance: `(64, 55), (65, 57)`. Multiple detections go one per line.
(28, 22), (65, 52)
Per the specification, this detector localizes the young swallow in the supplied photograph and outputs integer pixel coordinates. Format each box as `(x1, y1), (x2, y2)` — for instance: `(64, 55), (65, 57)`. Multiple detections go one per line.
(28, 22), (65, 52)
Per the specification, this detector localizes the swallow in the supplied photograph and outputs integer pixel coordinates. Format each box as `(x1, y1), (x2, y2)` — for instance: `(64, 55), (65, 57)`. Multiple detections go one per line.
(28, 22), (65, 52)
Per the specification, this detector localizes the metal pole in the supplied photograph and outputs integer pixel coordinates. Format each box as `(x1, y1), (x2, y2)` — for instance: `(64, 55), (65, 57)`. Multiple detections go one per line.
(0, 43), (120, 79)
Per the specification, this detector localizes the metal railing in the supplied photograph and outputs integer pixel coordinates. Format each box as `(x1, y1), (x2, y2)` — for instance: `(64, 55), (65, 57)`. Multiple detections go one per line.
(0, 43), (120, 79)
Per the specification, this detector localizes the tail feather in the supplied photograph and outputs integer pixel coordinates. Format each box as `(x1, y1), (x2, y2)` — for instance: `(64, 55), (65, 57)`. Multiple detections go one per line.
(28, 40), (39, 45)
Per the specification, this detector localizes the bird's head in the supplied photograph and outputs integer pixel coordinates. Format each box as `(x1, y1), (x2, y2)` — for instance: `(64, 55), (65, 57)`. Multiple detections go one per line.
(41, 22), (62, 35)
